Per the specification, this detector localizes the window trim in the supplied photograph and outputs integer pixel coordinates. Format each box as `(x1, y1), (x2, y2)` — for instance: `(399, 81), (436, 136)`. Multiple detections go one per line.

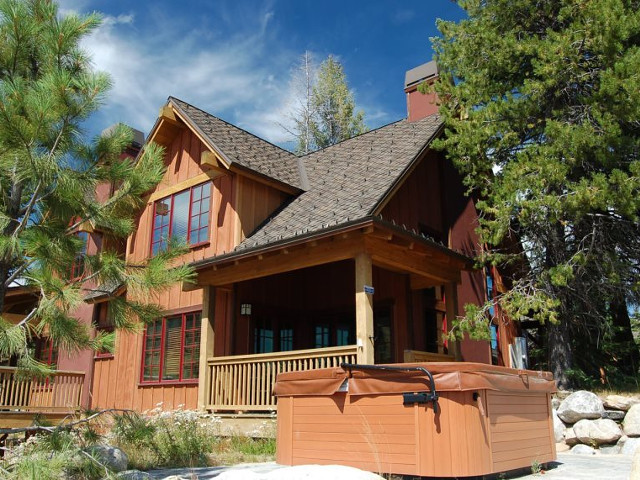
(70, 231), (89, 280)
(149, 181), (212, 256)
(139, 310), (201, 385)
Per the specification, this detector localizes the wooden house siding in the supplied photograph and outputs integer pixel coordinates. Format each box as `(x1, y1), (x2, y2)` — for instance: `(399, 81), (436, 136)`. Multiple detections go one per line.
(91, 128), (289, 411)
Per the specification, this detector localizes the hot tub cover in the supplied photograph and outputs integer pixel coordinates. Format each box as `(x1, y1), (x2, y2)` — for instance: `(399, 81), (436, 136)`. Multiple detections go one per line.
(273, 362), (556, 397)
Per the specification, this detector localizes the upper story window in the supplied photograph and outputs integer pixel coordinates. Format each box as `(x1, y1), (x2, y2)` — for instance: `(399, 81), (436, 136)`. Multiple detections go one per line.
(70, 231), (89, 279)
(151, 182), (212, 255)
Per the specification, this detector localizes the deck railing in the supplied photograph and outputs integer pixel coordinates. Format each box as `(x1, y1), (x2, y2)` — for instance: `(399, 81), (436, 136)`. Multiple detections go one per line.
(206, 345), (358, 411)
(0, 367), (84, 412)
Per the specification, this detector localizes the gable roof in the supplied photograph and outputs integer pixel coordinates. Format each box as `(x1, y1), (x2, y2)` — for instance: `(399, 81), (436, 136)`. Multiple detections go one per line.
(169, 97), (303, 190)
(235, 114), (443, 251)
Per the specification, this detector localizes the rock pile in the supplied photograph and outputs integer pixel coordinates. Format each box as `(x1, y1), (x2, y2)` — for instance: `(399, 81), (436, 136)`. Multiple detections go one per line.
(554, 390), (640, 455)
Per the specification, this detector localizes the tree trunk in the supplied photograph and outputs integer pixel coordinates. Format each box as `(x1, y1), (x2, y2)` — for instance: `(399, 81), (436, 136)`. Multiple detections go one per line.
(547, 319), (574, 389)
(611, 296), (639, 378)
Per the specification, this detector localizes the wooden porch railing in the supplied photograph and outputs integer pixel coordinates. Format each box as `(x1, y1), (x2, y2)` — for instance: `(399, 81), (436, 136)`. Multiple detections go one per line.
(404, 349), (456, 363)
(206, 345), (358, 411)
(0, 367), (84, 412)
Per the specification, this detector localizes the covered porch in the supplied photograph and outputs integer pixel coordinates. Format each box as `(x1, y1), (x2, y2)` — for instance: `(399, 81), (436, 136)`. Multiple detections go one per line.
(189, 218), (470, 412)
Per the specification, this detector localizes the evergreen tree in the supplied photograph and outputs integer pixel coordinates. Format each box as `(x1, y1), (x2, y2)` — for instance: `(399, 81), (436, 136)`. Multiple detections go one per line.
(432, 0), (640, 387)
(282, 54), (367, 153)
(311, 55), (367, 149)
(0, 0), (191, 371)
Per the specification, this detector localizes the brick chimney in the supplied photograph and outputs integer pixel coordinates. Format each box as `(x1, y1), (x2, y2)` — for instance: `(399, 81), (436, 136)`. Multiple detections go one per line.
(404, 61), (440, 122)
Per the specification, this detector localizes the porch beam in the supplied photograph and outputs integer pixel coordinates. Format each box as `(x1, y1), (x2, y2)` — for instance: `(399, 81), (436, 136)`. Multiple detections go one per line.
(355, 252), (374, 364)
(365, 236), (461, 284)
(444, 282), (463, 361)
(197, 286), (215, 411)
(195, 236), (365, 286)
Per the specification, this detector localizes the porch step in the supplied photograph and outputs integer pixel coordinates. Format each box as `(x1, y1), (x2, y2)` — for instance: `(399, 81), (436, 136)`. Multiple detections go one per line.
(212, 413), (276, 438)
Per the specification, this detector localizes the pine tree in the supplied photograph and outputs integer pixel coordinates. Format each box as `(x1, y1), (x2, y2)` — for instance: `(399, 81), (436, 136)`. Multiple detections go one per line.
(281, 54), (367, 153)
(432, 0), (640, 388)
(311, 55), (367, 149)
(0, 0), (191, 371)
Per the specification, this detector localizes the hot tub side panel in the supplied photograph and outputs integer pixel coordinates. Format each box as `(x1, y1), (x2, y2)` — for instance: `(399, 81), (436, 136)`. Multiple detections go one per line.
(276, 390), (492, 477)
(487, 392), (556, 473)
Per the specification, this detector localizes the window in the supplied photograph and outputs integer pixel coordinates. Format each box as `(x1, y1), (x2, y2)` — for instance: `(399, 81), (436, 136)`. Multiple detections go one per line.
(141, 312), (201, 383)
(70, 231), (89, 279)
(151, 182), (211, 255)
(336, 324), (352, 346)
(255, 324), (274, 354)
(94, 303), (115, 358)
(314, 324), (330, 348)
(34, 337), (58, 367)
(280, 327), (293, 351)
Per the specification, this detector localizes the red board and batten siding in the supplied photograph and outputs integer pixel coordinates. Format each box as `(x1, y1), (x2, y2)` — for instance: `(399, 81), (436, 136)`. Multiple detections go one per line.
(91, 128), (289, 411)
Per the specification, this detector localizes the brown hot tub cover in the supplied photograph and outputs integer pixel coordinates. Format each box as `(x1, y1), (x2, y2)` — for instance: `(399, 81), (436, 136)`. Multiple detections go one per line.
(273, 362), (556, 397)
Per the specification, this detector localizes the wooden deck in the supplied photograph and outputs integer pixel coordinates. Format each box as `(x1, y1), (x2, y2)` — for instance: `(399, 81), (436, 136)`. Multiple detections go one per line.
(0, 367), (84, 429)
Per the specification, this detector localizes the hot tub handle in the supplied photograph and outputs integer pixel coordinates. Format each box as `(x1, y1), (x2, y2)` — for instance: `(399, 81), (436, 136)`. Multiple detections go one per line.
(340, 363), (439, 413)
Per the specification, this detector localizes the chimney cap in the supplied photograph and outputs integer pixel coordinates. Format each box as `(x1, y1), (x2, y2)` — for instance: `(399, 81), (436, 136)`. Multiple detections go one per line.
(404, 61), (439, 90)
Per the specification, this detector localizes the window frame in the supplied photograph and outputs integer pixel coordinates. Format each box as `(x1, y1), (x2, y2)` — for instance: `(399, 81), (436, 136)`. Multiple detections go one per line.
(93, 302), (115, 359)
(70, 231), (89, 280)
(149, 182), (212, 256)
(139, 311), (201, 385)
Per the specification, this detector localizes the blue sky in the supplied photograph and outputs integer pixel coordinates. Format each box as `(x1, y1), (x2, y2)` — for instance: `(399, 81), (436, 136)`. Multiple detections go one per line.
(59, 0), (465, 149)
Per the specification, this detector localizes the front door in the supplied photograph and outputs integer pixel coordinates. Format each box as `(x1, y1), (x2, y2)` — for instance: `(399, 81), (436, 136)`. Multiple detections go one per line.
(374, 306), (393, 364)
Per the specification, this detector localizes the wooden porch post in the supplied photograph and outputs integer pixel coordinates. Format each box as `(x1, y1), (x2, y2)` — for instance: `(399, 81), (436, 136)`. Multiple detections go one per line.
(355, 252), (374, 364)
(444, 282), (463, 361)
(197, 286), (215, 411)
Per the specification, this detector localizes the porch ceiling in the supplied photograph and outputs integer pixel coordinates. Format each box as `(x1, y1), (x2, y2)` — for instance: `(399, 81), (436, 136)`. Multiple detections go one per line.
(186, 218), (472, 290)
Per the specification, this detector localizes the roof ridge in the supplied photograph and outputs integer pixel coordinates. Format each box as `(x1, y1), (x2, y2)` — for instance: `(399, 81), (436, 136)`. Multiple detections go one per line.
(299, 113), (440, 158)
(168, 96), (296, 158)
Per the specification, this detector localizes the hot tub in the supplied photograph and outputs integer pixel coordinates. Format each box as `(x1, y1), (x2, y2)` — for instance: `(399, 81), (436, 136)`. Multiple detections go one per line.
(274, 362), (556, 478)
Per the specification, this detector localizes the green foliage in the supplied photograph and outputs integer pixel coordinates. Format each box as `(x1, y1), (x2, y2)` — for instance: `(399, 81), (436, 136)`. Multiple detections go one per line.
(0, 0), (192, 370)
(432, 0), (640, 387)
(111, 410), (215, 470)
(284, 53), (367, 154)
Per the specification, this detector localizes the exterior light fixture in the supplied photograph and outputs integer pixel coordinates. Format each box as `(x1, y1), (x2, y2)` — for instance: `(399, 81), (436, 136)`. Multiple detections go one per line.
(240, 303), (252, 315)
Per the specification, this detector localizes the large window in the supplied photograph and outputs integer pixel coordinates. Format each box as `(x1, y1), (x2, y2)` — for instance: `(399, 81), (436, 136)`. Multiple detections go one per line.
(141, 311), (201, 383)
(151, 182), (211, 255)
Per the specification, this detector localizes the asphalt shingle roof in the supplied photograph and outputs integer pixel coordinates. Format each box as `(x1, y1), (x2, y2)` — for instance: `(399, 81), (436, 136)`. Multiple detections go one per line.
(236, 114), (443, 251)
(169, 97), (302, 190)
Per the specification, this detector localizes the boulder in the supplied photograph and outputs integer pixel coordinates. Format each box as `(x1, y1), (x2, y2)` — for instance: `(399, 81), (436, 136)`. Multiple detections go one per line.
(570, 444), (596, 455)
(572, 418), (622, 445)
(557, 390), (605, 424)
(552, 409), (565, 443)
(599, 444), (621, 455)
(621, 437), (640, 456)
(564, 427), (579, 446)
(626, 404), (640, 437)
(604, 394), (640, 412)
(632, 448), (640, 480)
(84, 445), (128, 473)
(115, 471), (152, 480)
(602, 409), (626, 421)
(555, 442), (570, 453)
(217, 465), (385, 480)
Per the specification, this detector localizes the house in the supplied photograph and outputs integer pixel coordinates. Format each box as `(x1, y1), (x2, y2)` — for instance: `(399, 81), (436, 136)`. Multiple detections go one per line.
(82, 61), (522, 414)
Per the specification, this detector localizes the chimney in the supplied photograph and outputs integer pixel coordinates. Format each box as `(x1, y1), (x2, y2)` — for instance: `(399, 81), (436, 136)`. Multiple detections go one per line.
(100, 123), (145, 159)
(404, 61), (439, 122)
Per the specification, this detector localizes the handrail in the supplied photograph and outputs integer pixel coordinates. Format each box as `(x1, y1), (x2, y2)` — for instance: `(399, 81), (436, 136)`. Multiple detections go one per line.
(341, 362), (440, 413)
(206, 345), (358, 411)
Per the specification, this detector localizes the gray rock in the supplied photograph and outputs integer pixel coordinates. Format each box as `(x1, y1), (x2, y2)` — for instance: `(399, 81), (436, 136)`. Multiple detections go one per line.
(573, 418), (622, 445)
(627, 404), (640, 437)
(604, 394), (640, 412)
(599, 444), (621, 454)
(571, 444), (597, 455)
(557, 390), (605, 424)
(602, 409), (626, 421)
(565, 427), (579, 446)
(621, 437), (640, 456)
(551, 397), (562, 410)
(84, 445), (128, 473)
(115, 471), (152, 480)
(553, 409), (565, 443)
(556, 441), (570, 452)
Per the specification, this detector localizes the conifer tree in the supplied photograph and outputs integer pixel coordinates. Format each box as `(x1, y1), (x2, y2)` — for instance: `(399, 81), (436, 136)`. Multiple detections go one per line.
(0, 0), (191, 371)
(432, 0), (640, 388)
